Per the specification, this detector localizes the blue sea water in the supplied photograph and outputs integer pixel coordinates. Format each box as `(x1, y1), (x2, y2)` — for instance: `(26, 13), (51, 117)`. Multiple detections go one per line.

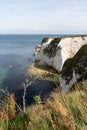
(0, 34), (65, 56)
(0, 34), (69, 103)
(0, 34), (66, 66)
(0, 34), (67, 94)
(0, 34), (44, 57)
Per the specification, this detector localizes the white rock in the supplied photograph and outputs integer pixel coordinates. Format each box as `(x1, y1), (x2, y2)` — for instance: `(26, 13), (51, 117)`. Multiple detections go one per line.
(35, 36), (87, 72)
(59, 44), (87, 93)
(59, 71), (80, 93)
(35, 38), (54, 66)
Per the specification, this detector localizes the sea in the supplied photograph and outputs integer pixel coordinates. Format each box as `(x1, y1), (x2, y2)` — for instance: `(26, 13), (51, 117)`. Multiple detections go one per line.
(0, 34), (67, 105)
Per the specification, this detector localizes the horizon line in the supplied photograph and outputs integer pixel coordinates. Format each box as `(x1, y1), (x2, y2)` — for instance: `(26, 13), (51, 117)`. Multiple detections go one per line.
(0, 33), (87, 35)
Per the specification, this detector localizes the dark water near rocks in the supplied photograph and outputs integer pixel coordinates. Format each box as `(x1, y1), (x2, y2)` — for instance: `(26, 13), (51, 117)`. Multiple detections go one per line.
(0, 34), (67, 105)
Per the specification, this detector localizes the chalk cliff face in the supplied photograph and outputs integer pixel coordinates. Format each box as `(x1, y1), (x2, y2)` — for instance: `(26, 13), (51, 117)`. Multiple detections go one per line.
(35, 37), (54, 66)
(59, 44), (87, 93)
(35, 36), (87, 72)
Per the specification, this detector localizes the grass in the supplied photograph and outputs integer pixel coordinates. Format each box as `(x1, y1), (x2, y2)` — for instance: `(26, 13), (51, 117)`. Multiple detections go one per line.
(0, 80), (87, 130)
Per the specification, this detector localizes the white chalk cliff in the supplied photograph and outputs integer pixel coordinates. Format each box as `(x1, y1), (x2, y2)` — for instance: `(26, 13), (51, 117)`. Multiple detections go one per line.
(35, 35), (87, 92)
(35, 36), (87, 72)
(59, 44), (87, 93)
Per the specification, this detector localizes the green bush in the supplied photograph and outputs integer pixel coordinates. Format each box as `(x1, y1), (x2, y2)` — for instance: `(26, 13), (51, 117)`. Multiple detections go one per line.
(34, 95), (42, 105)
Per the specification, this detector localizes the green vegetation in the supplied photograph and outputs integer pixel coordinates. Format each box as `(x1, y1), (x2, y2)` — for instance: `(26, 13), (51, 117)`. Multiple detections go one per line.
(34, 95), (42, 105)
(0, 80), (87, 130)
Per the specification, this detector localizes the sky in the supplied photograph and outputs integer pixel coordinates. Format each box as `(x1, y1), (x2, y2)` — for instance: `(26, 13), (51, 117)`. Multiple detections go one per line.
(0, 0), (87, 34)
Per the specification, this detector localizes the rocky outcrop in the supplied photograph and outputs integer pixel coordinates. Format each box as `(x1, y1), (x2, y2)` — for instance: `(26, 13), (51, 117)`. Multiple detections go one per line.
(59, 44), (87, 93)
(35, 35), (87, 72)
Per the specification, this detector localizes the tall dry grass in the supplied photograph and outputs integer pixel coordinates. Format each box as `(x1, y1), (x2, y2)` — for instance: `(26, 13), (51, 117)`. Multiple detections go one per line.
(0, 80), (87, 130)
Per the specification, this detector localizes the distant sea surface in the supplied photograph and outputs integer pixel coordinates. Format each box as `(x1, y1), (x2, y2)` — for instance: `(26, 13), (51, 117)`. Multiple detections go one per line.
(0, 34), (68, 103)
(0, 34), (67, 57)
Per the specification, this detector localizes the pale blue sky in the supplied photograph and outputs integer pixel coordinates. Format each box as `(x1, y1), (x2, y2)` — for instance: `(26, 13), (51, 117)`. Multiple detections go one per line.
(0, 0), (87, 34)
